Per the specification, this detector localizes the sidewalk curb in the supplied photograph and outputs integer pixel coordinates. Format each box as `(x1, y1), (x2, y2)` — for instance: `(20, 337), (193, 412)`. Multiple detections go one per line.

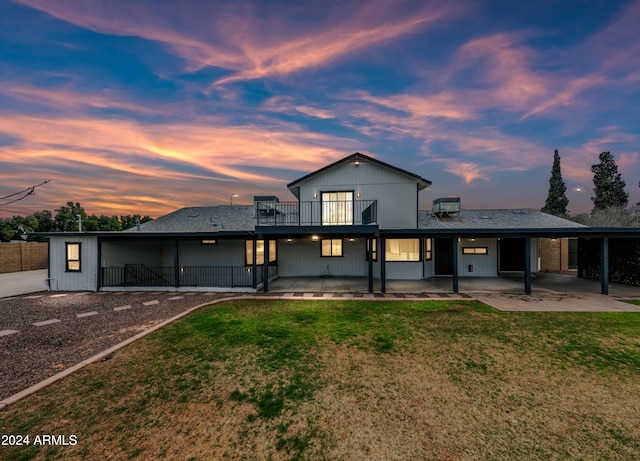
(0, 295), (474, 410)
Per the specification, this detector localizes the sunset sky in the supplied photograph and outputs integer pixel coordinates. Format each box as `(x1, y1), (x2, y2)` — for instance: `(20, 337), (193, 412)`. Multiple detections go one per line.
(1, 0), (639, 218)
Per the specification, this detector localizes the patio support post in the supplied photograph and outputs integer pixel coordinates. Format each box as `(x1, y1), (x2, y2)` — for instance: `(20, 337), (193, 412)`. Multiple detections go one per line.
(601, 237), (609, 295)
(263, 238), (269, 292)
(174, 240), (180, 288)
(452, 237), (459, 293)
(252, 238), (257, 289)
(524, 238), (532, 294)
(380, 237), (386, 293)
(96, 237), (102, 291)
(368, 237), (373, 293)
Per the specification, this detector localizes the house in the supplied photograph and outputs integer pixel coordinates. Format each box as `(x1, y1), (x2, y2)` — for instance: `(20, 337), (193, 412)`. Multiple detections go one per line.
(39, 152), (640, 294)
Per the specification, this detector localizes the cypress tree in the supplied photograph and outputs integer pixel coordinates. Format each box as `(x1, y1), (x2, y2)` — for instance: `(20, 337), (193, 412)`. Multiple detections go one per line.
(541, 149), (569, 216)
(591, 151), (628, 210)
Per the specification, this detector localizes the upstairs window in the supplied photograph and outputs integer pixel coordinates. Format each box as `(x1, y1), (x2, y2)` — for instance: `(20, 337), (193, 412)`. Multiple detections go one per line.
(66, 243), (81, 272)
(322, 191), (353, 225)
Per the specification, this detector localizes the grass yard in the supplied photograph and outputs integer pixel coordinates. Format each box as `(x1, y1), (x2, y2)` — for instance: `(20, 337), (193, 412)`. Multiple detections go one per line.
(2, 299), (640, 460)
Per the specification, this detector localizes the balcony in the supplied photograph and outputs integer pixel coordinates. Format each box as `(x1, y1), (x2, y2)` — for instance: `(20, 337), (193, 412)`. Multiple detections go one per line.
(256, 200), (377, 226)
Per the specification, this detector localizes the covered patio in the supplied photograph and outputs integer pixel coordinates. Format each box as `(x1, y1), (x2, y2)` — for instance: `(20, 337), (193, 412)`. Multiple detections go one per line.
(268, 273), (640, 297)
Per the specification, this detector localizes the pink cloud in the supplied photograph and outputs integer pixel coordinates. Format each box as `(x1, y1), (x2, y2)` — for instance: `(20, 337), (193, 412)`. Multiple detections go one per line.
(441, 161), (490, 184)
(18, 0), (458, 85)
(0, 113), (359, 216)
(0, 82), (162, 115)
(357, 91), (477, 121)
(451, 33), (548, 110)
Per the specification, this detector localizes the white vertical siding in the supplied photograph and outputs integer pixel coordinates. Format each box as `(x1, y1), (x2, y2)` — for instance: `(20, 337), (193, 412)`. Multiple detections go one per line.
(531, 238), (540, 272)
(424, 258), (434, 277)
(48, 236), (98, 291)
(102, 240), (166, 267)
(296, 161), (419, 229)
(385, 262), (423, 280)
(458, 238), (498, 276)
(179, 239), (246, 267)
(278, 238), (369, 277)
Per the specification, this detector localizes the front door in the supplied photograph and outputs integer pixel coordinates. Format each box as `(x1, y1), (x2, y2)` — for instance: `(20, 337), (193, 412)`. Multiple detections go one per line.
(434, 238), (453, 275)
(499, 238), (526, 271)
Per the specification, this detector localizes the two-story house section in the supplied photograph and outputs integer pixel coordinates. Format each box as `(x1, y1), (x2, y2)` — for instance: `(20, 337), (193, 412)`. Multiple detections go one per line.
(284, 152), (431, 229)
(256, 153), (431, 284)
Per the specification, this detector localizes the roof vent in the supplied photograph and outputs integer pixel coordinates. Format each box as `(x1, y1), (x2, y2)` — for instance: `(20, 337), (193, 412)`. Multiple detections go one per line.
(432, 197), (461, 217)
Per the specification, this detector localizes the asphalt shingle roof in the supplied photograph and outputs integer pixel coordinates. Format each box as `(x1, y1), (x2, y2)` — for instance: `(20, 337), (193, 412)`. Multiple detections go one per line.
(128, 205), (586, 234)
(418, 209), (587, 230)
(126, 206), (255, 233)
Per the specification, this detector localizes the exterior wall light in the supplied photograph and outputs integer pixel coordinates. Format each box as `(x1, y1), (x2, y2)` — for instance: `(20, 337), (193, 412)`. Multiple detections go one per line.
(313, 193), (317, 199)
(312, 235), (319, 241)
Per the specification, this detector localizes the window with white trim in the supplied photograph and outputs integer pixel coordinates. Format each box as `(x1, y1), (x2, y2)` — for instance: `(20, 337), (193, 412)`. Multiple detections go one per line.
(322, 191), (353, 225)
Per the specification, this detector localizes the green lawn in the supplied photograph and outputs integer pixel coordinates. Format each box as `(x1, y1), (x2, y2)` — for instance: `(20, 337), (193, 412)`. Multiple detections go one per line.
(2, 300), (640, 460)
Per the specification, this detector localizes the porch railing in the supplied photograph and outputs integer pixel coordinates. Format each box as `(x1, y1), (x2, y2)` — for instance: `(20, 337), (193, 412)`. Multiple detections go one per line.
(102, 265), (270, 288)
(255, 200), (377, 226)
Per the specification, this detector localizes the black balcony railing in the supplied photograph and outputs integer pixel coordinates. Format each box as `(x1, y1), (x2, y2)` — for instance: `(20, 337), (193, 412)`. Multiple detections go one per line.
(102, 264), (272, 288)
(256, 200), (377, 226)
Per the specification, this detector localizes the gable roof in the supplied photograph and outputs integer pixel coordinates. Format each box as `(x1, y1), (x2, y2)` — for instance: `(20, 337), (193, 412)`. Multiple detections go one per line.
(287, 152), (431, 199)
(126, 206), (255, 233)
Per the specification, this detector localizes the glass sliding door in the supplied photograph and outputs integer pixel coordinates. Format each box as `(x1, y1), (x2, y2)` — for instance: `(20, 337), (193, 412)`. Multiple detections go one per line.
(321, 191), (353, 225)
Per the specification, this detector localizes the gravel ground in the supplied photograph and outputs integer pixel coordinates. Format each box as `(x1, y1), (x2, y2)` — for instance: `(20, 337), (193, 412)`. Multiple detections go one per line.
(0, 290), (236, 401)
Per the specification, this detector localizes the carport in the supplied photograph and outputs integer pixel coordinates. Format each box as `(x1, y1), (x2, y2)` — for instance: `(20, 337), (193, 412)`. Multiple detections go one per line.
(380, 227), (640, 295)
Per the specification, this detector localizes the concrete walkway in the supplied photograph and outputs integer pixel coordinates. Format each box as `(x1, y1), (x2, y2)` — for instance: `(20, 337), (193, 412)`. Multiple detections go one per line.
(473, 292), (640, 312)
(0, 269), (48, 298)
(268, 274), (640, 312)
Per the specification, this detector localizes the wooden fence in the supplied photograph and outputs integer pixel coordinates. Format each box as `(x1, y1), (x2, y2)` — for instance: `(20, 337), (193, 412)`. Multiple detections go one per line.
(0, 242), (48, 273)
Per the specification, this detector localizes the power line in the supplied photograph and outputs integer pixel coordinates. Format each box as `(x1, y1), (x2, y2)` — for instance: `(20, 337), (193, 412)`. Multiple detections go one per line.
(0, 207), (37, 215)
(0, 179), (51, 207)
